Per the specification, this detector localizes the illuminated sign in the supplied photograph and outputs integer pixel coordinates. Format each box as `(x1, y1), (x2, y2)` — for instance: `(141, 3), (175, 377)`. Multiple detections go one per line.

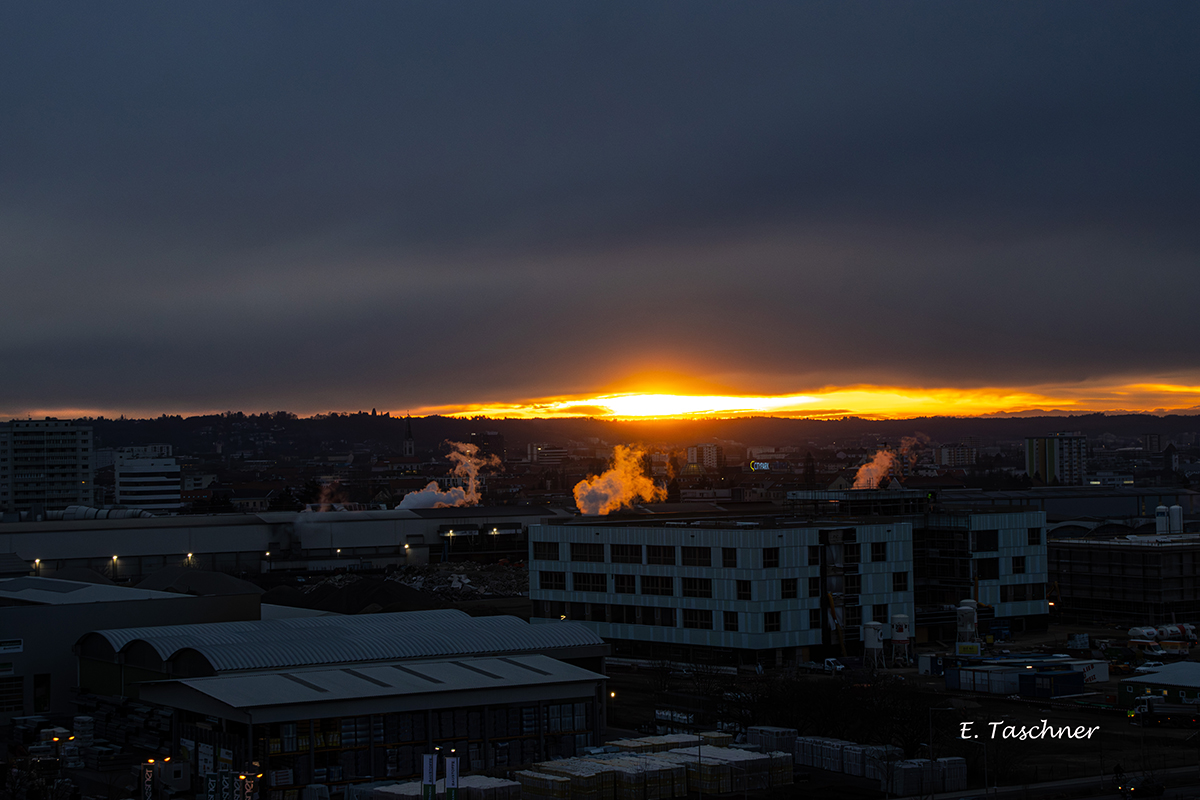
(750, 461), (771, 471)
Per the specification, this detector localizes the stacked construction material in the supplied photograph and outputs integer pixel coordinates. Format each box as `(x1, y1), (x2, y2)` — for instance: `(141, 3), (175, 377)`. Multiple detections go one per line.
(861, 745), (904, 781)
(672, 746), (771, 793)
(73, 716), (95, 748)
(652, 750), (730, 796)
(937, 757), (968, 792)
(747, 726), (797, 755)
(373, 777), (520, 800)
(534, 760), (613, 800)
(514, 770), (572, 800)
(696, 731), (732, 748)
(819, 739), (854, 773)
(639, 755), (687, 797)
(881, 759), (962, 795)
(767, 752), (793, 786)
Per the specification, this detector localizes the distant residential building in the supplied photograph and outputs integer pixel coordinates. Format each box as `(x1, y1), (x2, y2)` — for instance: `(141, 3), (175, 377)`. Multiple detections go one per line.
(115, 454), (182, 513)
(1143, 433), (1163, 454)
(686, 444), (725, 470)
(0, 419), (94, 514)
(1025, 432), (1087, 485)
(471, 430), (506, 463)
(936, 444), (977, 467)
(529, 443), (568, 466)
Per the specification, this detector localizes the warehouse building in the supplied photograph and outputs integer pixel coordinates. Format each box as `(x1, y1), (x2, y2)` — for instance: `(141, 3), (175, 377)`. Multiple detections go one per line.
(74, 611), (608, 795)
(1118, 662), (1200, 708)
(2, 506), (573, 583)
(0, 576), (260, 721)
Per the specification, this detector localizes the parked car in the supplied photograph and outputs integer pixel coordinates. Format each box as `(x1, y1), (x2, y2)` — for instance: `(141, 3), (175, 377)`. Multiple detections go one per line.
(1135, 661), (1166, 674)
(1118, 775), (1165, 797)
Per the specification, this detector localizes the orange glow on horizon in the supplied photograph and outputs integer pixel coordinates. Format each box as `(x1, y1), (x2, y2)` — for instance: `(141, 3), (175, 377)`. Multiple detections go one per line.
(414, 381), (1200, 420)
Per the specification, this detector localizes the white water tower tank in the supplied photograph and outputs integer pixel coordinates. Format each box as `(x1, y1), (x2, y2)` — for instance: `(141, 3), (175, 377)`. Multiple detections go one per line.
(864, 621), (884, 650)
(1156, 505), (1169, 535)
(1170, 505), (1184, 534)
(891, 614), (911, 645)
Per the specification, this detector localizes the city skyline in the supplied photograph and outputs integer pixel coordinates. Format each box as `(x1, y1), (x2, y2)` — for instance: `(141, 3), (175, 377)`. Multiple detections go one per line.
(3, 4), (1198, 422)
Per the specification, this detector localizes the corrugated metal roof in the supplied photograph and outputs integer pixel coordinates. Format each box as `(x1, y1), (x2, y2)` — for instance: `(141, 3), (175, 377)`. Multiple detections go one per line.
(142, 654), (604, 710)
(0, 577), (180, 605)
(87, 609), (605, 672)
(1121, 661), (1200, 688)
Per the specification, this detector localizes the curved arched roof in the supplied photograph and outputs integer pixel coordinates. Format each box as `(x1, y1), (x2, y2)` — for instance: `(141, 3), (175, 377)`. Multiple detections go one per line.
(80, 609), (605, 674)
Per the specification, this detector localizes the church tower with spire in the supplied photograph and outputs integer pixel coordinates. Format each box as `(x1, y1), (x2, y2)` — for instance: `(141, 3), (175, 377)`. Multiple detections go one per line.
(403, 416), (415, 458)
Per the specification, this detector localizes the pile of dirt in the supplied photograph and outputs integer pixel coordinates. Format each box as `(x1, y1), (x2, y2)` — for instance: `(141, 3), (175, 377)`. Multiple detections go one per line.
(385, 561), (528, 602)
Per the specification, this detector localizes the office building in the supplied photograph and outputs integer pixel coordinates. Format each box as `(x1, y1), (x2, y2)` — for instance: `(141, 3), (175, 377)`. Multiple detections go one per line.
(0, 419), (93, 514)
(528, 517), (914, 668)
(115, 454), (183, 513)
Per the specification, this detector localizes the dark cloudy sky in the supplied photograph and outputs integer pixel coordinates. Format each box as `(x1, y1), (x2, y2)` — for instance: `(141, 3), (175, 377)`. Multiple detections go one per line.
(2, 2), (1198, 417)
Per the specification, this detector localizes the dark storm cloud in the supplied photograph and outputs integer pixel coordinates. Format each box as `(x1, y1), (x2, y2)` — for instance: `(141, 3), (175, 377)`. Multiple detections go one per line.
(1, 2), (1198, 414)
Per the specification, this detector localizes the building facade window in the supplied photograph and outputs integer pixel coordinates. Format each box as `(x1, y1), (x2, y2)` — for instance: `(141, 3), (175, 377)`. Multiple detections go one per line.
(722, 548), (738, 568)
(809, 608), (822, 629)
(647, 545), (676, 566)
(845, 605), (862, 628)
(682, 546), (711, 567)
(872, 542), (888, 562)
(682, 577), (713, 598)
(540, 571), (566, 591)
(610, 604), (637, 624)
(892, 571), (908, 592)
(808, 545), (820, 566)
(613, 574), (635, 594)
(845, 573), (861, 595)
(873, 604), (889, 623)
(843, 543), (860, 564)
(532, 542), (560, 561)
(737, 580), (752, 601)
(1028, 528), (1042, 546)
(808, 576), (821, 598)
(781, 578), (798, 599)
(763, 547), (779, 568)
(611, 544), (642, 564)
(641, 575), (674, 596)
(972, 530), (999, 552)
(683, 609), (713, 630)
(975, 558), (999, 581)
(764, 611), (781, 633)
(573, 573), (607, 592)
(1012, 555), (1026, 575)
(571, 543), (604, 562)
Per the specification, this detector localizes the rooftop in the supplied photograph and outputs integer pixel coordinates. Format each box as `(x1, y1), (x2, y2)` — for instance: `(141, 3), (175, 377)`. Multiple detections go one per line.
(1120, 662), (1200, 688)
(0, 576), (183, 606)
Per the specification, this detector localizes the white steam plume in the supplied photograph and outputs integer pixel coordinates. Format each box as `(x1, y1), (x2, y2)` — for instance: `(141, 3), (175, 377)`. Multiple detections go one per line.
(398, 441), (501, 509)
(573, 445), (665, 515)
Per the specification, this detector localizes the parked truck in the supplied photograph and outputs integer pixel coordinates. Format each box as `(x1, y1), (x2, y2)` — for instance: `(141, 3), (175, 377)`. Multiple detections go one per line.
(1131, 696), (1200, 728)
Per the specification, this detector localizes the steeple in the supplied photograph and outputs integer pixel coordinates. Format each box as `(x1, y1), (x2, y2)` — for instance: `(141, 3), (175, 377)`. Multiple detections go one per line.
(403, 415), (415, 458)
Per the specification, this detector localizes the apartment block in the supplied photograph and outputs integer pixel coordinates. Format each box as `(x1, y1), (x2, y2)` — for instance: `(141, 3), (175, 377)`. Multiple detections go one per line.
(0, 419), (93, 514)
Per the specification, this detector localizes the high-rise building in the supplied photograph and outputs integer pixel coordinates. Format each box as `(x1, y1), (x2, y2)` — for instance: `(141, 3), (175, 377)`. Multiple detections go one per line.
(115, 454), (182, 514)
(1025, 432), (1087, 486)
(0, 419), (94, 514)
(686, 444), (725, 470)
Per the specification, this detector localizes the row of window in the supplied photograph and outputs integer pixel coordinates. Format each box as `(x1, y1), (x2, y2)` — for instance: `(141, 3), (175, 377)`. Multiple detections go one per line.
(973, 556), (1028, 580)
(539, 571), (910, 596)
(533, 541), (894, 567)
(536, 602), (895, 632)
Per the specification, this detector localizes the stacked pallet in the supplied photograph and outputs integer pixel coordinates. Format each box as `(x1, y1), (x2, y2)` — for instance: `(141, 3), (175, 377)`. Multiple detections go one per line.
(863, 745), (903, 781)
(767, 752), (793, 786)
(695, 731), (732, 748)
(514, 770), (572, 800)
(747, 726), (796, 754)
(937, 757), (968, 792)
(534, 760), (612, 800)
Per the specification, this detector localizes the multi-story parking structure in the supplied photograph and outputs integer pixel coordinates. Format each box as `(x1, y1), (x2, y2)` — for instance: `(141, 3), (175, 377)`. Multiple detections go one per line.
(528, 517), (914, 668)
